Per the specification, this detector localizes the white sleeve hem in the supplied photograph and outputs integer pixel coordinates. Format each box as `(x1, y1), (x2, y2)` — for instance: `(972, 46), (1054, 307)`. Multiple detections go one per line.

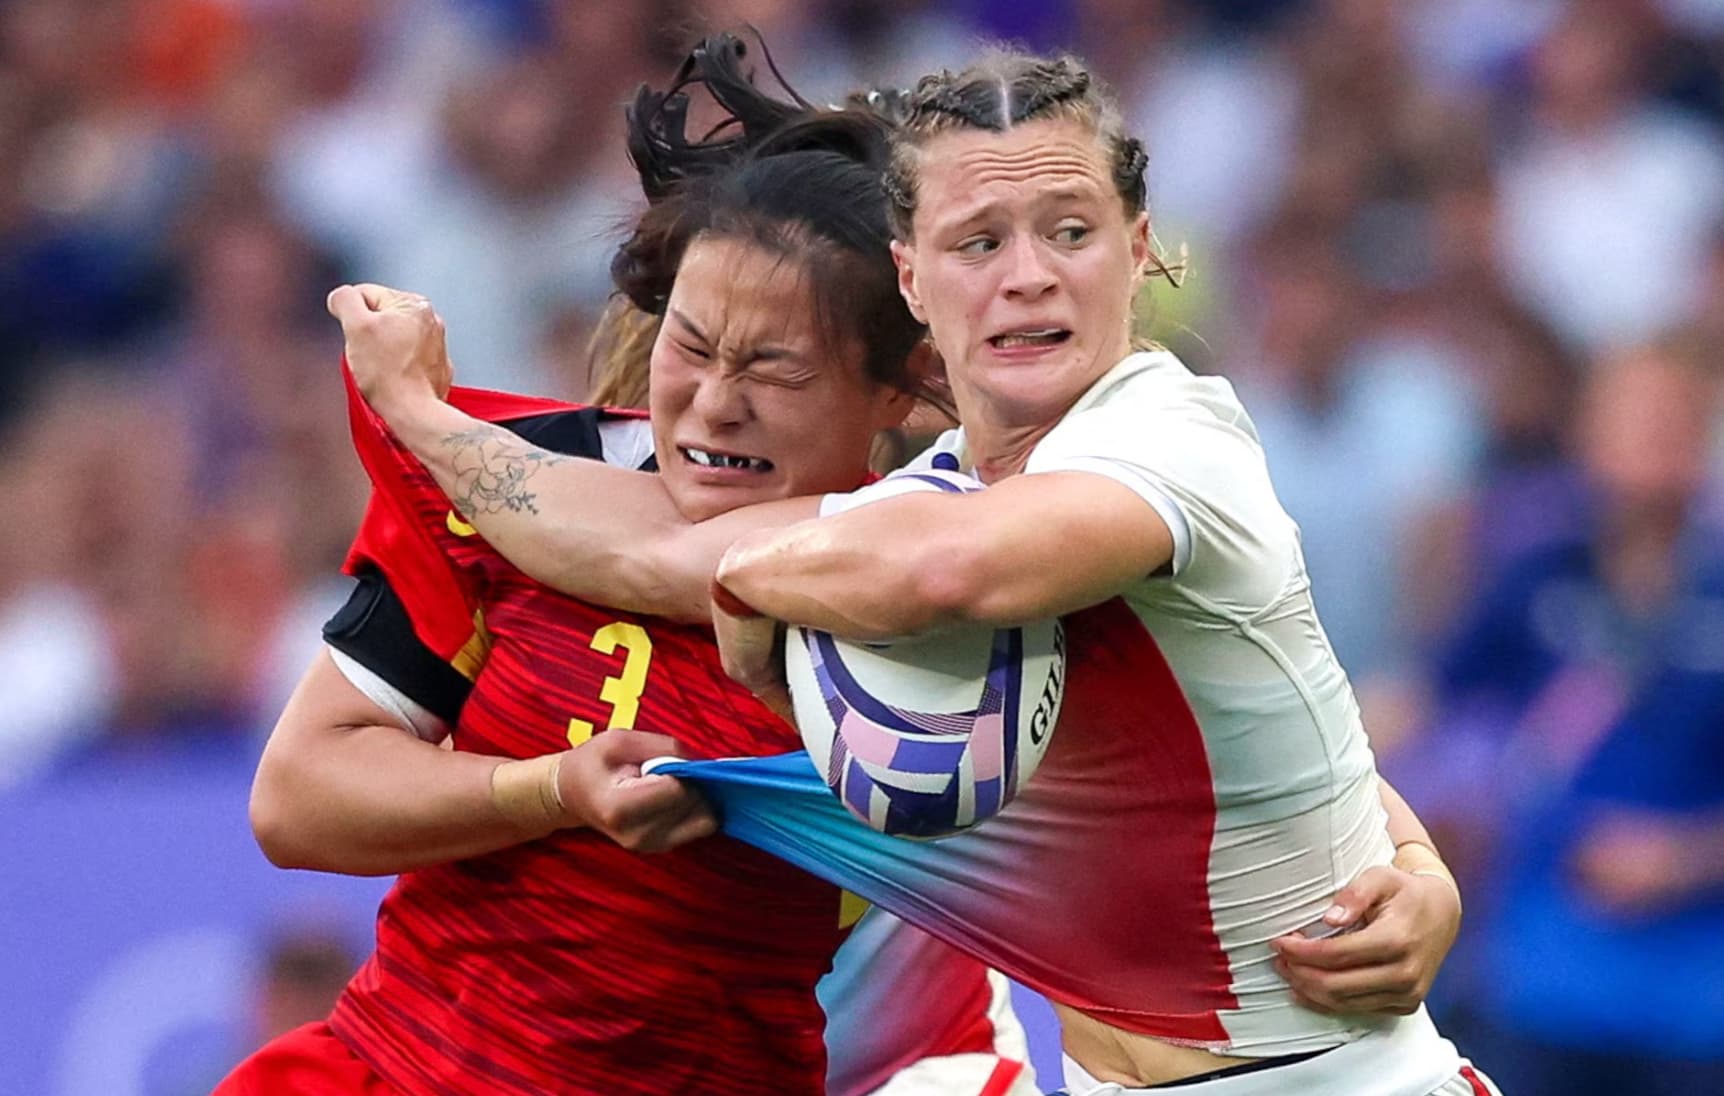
(327, 645), (452, 743)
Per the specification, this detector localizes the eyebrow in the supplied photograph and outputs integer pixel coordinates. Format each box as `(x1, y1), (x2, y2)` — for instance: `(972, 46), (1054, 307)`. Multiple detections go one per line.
(934, 184), (1107, 234)
(667, 309), (709, 344)
(667, 308), (803, 365)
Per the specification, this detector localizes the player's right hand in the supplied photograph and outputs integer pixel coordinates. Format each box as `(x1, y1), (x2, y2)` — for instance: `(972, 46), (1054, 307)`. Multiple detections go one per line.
(711, 581), (793, 722)
(327, 282), (454, 417)
(557, 729), (718, 853)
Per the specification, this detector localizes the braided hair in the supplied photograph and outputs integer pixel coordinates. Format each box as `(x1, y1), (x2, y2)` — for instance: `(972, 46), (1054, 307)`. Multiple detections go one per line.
(883, 49), (1176, 285)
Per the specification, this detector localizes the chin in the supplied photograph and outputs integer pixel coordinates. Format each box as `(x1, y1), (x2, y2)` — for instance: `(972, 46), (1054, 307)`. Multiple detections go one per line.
(670, 479), (781, 523)
(977, 373), (1082, 418)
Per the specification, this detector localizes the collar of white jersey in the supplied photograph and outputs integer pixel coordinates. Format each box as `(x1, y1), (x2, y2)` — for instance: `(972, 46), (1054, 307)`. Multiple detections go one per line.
(920, 350), (1182, 473)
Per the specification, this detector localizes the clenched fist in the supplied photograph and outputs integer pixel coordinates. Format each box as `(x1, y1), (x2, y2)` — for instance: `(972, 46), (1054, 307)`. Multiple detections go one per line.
(556, 729), (718, 853)
(327, 283), (454, 418)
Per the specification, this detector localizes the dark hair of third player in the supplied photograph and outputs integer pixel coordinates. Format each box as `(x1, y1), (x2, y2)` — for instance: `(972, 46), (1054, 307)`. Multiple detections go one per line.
(608, 32), (929, 399)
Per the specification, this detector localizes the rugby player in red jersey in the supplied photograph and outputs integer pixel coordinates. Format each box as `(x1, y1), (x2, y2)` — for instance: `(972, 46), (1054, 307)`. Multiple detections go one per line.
(216, 65), (942, 1095)
(223, 37), (1465, 1096)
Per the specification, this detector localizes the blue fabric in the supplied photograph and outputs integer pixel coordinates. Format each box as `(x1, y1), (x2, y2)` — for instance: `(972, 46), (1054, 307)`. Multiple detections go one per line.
(1436, 513), (1724, 1056)
(650, 752), (936, 903)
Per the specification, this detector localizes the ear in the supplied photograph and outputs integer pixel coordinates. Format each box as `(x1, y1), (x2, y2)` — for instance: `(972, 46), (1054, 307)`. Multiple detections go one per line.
(1129, 211), (1152, 277)
(891, 239), (927, 324)
(874, 340), (945, 432)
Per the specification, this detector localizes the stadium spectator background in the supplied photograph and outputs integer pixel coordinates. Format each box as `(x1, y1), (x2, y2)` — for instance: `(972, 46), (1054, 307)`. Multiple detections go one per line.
(2, 2), (1721, 1093)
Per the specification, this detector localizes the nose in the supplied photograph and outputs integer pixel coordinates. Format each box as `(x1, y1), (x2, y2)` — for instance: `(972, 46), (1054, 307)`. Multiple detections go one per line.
(690, 369), (749, 429)
(1000, 236), (1057, 301)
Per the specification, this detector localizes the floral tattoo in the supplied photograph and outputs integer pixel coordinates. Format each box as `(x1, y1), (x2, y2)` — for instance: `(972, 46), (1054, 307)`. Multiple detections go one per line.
(441, 426), (569, 518)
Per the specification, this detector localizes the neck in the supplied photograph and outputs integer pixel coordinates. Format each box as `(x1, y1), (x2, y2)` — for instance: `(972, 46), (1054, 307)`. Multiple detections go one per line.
(960, 380), (1087, 483)
(968, 418), (1063, 483)
(958, 341), (1134, 482)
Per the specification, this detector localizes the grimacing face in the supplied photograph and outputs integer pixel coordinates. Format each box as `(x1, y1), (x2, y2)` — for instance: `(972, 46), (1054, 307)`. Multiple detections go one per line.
(648, 235), (913, 523)
(891, 117), (1150, 431)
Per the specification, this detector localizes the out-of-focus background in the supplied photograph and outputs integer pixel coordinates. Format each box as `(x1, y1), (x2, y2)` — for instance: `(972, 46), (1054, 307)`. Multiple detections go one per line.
(2, 0), (1723, 1093)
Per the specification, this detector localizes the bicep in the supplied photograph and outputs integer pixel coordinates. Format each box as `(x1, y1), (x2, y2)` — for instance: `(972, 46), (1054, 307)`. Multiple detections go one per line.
(717, 471), (1174, 638)
(955, 471), (1175, 622)
(720, 404), (1292, 636)
(1378, 778), (1434, 850)
(270, 648), (415, 746)
(254, 649), (422, 831)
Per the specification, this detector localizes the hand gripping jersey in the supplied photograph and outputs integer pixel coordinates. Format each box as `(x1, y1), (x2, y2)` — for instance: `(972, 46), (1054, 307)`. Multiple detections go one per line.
(325, 369), (1023, 1096)
(655, 352), (1467, 1088)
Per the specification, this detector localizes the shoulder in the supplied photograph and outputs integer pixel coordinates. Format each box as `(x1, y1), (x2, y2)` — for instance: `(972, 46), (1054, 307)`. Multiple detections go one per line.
(1031, 353), (1298, 605)
(1085, 350), (1248, 415)
(1032, 352), (1261, 464)
(449, 388), (653, 468)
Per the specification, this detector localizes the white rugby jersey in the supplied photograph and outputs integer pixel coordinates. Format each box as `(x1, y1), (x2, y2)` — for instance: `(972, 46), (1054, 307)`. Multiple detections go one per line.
(879, 349), (1417, 1052)
(662, 351), (1461, 1083)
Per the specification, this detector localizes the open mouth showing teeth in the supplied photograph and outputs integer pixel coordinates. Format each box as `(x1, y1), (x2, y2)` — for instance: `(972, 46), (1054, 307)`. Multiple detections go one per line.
(989, 329), (1071, 349)
(681, 446), (775, 472)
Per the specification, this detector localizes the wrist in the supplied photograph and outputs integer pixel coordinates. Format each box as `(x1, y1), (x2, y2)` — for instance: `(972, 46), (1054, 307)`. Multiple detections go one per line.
(490, 754), (568, 836)
(371, 385), (446, 435)
(1392, 838), (1444, 870)
(710, 578), (763, 619)
(1402, 860), (1462, 913)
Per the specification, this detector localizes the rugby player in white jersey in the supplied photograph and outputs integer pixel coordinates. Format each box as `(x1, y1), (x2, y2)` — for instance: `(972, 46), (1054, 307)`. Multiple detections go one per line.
(334, 45), (1482, 1096)
(700, 53), (1501, 1096)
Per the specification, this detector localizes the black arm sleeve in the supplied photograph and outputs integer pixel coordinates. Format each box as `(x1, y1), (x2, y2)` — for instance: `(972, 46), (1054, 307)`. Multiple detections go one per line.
(322, 567), (473, 726)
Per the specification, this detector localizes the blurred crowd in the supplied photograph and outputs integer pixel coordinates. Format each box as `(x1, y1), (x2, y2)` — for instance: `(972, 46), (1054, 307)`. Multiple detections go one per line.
(2, 0), (1723, 1090)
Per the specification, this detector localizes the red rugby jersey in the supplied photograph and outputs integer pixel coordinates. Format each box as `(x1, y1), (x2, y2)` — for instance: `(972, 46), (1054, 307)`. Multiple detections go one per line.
(322, 371), (847, 1096)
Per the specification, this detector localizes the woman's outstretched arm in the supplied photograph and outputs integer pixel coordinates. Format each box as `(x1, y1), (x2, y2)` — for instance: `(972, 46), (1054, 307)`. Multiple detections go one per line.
(328, 283), (815, 623)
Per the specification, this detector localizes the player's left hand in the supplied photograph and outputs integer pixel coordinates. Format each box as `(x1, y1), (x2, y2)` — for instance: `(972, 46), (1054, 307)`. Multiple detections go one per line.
(327, 282), (454, 417)
(1268, 864), (1461, 1015)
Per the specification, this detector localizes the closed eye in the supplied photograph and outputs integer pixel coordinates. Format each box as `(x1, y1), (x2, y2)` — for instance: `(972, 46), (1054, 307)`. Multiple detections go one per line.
(675, 340), (711, 361)
(744, 354), (818, 388)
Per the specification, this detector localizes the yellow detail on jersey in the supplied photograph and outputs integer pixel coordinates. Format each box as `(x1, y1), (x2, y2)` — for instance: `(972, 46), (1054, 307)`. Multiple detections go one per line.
(447, 511), (478, 537)
(451, 609), (492, 682)
(566, 719), (593, 747)
(838, 889), (870, 929)
(567, 622), (656, 747)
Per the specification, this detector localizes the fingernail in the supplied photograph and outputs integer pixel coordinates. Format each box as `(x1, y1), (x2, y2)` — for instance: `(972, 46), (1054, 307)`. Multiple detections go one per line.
(1323, 904), (1348, 923)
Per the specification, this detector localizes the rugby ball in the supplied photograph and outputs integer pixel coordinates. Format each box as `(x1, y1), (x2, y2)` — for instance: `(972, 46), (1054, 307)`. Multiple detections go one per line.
(783, 469), (1066, 838)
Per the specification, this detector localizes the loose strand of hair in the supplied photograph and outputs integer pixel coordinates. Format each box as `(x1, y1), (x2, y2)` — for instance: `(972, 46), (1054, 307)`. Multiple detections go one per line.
(584, 297), (660, 410)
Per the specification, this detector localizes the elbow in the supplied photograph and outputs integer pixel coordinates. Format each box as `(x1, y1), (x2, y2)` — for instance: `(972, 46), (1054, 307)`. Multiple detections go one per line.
(249, 751), (329, 871)
(249, 775), (307, 869)
(904, 538), (997, 631)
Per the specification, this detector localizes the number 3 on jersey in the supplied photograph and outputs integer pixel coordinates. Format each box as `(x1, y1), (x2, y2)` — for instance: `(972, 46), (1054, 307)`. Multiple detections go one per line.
(567, 622), (654, 746)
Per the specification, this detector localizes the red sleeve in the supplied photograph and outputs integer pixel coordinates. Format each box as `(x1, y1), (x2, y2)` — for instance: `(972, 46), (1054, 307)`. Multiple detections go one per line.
(338, 362), (648, 667)
(340, 364), (501, 668)
(445, 384), (592, 421)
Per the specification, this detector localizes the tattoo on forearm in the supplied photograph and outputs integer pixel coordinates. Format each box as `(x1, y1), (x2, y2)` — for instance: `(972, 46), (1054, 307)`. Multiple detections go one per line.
(439, 426), (570, 518)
